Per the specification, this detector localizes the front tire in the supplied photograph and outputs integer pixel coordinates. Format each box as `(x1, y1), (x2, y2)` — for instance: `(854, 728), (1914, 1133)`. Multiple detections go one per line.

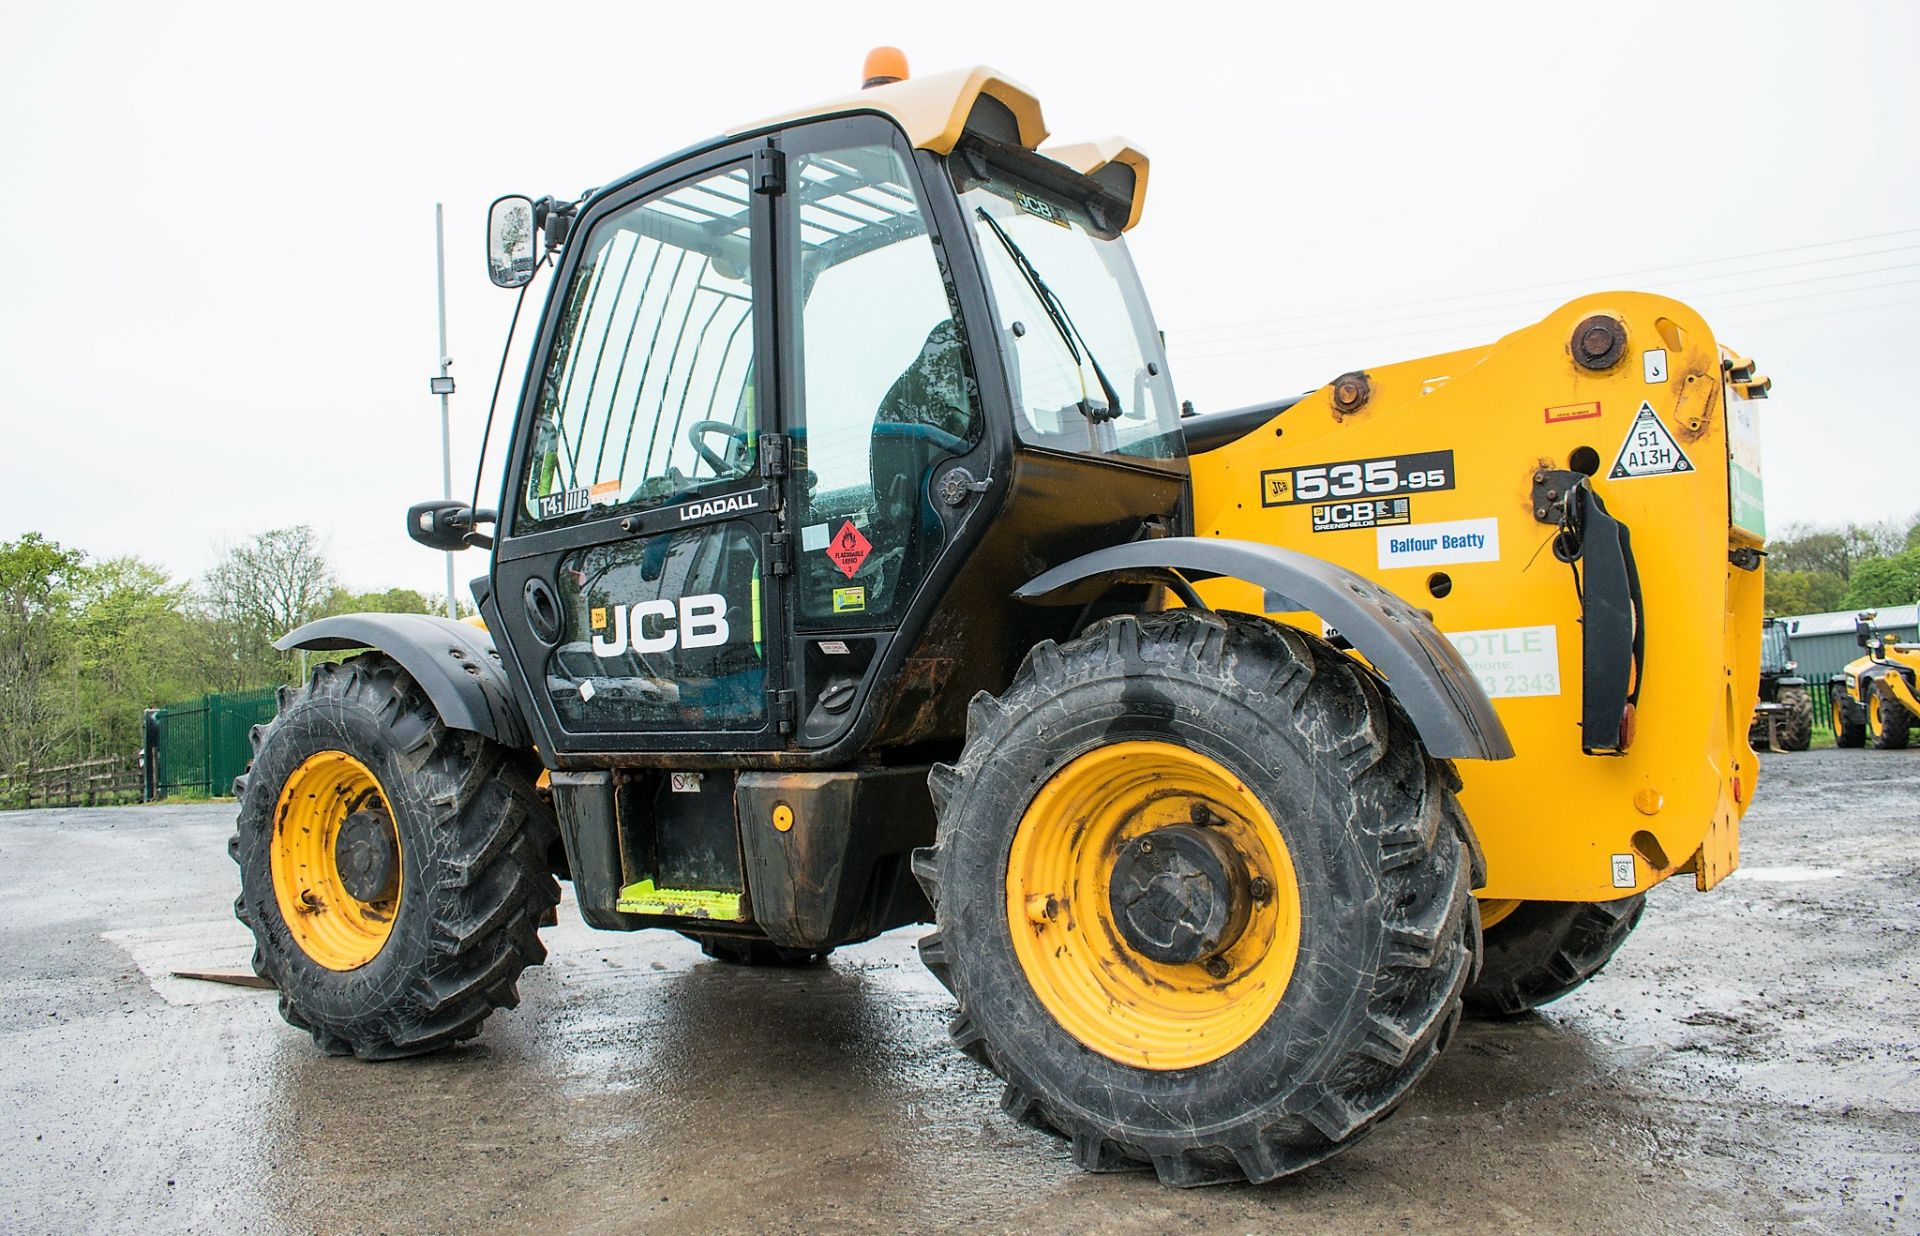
(1776, 687), (1813, 751)
(1869, 680), (1911, 750)
(230, 654), (560, 1059)
(915, 611), (1482, 1186)
(1834, 691), (1866, 748)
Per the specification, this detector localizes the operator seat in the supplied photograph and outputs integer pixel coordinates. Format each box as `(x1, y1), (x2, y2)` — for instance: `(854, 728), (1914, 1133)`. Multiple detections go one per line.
(865, 319), (977, 615)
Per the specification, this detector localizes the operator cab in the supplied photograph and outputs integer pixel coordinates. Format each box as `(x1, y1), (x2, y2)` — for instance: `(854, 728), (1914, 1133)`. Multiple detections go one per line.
(466, 62), (1183, 764)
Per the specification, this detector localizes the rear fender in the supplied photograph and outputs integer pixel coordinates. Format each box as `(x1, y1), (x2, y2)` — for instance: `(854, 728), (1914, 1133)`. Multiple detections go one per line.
(1014, 537), (1513, 761)
(276, 613), (532, 749)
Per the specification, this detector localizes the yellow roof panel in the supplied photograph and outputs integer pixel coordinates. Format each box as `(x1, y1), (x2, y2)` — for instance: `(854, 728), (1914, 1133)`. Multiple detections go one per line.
(730, 65), (1048, 156)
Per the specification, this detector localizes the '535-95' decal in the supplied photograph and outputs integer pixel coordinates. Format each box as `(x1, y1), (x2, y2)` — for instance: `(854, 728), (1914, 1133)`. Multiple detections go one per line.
(1261, 450), (1455, 507)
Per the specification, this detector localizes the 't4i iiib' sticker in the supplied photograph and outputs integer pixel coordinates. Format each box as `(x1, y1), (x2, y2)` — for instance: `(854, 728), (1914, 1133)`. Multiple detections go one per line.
(1608, 401), (1693, 479)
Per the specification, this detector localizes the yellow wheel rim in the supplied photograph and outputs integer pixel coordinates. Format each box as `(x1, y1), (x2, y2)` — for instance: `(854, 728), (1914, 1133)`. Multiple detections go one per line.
(1477, 897), (1523, 931)
(1832, 697), (1844, 733)
(1869, 692), (1886, 736)
(270, 750), (401, 971)
(1005, 740), (1302, 1071)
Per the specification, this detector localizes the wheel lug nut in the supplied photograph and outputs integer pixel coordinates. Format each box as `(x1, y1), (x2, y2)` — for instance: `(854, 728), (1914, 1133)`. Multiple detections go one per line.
(1249, 876), (1272, 903)
(1203, 956), (1229, 979)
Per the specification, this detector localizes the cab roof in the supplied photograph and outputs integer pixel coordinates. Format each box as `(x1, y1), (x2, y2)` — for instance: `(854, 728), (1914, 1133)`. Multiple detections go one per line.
(729, 64), (1149, 232)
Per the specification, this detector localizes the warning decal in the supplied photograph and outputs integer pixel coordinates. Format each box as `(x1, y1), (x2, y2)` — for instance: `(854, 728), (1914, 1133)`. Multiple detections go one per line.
(1608, 401), (1693, 479)
(826, 521), (872, 578)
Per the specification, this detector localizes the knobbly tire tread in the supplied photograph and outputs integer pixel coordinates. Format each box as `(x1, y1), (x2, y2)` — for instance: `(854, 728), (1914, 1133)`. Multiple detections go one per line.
(1869, 680), (1911, 750)
(1834, 692), (1867, 748)
(230, 653), (560, 1059)
(1463, 896), (1645, 1018)
(1777, 687), (1813, 752)
(914, 610), (1482, 1186)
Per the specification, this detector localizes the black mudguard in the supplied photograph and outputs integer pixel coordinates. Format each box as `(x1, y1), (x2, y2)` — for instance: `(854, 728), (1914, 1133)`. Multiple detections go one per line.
(1014, 537), (1513, 761)
(276, 613), (532, 749)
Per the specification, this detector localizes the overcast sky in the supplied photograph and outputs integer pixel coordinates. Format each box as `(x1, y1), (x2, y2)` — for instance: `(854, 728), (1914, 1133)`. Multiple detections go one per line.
(3, 2), (1914, 600)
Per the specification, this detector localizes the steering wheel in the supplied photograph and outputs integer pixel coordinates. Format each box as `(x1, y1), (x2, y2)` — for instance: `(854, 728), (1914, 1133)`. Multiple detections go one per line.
(687, 420), (752, 475)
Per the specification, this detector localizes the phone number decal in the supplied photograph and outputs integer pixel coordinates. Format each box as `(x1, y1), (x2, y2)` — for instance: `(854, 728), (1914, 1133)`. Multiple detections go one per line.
(1261, 450), (1455, 507)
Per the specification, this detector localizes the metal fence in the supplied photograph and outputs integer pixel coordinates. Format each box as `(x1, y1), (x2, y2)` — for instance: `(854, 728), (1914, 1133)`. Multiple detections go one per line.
(1806, 679), (1835, 736)
(143, 687), (280, 799)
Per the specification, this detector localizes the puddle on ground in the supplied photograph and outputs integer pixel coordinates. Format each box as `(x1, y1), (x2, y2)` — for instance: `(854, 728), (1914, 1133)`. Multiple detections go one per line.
(1729, 865), (1849, 882)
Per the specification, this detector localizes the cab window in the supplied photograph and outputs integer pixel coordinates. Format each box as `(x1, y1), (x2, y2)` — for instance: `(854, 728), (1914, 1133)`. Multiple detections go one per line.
(790, 139), (980, 627)
(519, 166), (759, 529)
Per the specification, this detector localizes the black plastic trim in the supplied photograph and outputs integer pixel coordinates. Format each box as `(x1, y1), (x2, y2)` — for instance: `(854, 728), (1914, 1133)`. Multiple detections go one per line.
(1180, 395), (1307, 454)
(276, 613), (531, 749)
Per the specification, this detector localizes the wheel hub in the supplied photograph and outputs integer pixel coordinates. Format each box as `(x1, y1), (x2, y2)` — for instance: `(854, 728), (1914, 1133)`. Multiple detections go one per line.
(1108, 823), (1250, 965)
(334, 807), (399, 903)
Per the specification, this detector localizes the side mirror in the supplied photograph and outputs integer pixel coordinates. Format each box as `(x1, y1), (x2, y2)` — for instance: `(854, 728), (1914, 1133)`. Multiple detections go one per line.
(487, 195), (536, 288)
(407, 501), (498, 552)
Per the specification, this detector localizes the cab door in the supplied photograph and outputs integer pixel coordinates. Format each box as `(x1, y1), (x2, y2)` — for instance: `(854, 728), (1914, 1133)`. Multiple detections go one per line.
(489, 143), (787, 755)
(771, 117), (989, 744)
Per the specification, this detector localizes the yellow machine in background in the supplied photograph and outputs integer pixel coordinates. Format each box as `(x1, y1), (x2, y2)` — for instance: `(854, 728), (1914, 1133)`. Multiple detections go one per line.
(1831, 610), (1920, 748)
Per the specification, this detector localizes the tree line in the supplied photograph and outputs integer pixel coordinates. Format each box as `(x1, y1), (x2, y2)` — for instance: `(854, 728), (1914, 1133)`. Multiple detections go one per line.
(0, 527), (447, 775)
(1765, 515), (1920, 617)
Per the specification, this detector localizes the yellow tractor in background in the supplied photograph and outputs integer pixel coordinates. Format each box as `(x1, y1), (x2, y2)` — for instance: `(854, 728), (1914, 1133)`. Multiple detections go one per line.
(229, 51), (1768, 1185)
(1831, 611), (1920, 748)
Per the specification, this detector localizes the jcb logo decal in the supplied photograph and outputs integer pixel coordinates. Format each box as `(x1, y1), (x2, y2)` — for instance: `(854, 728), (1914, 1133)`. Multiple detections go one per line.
(591, 594), (730, 656)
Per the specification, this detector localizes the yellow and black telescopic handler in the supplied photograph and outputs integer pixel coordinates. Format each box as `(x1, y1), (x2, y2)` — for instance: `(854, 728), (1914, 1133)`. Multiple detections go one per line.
(230, 51), (1767, 1185)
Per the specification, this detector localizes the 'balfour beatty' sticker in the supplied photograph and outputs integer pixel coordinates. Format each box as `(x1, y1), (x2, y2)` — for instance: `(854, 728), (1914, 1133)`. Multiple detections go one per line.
(1377, 518), (1498, 569)
(1445, 624), (1560, 698)
(1609, 402), (1692, 479)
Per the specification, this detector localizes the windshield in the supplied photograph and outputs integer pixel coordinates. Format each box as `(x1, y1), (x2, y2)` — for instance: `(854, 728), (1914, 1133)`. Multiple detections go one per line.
(1761, 621), (1790, 673)
(957, 162), (1180, 462)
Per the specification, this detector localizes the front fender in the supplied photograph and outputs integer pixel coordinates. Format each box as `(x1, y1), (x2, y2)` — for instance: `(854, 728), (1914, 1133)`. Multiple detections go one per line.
(276, 613), (532, 749)
(1014, 537), (1513, 761)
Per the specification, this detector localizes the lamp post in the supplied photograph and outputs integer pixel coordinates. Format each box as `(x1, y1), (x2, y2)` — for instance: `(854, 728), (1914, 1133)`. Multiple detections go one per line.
(430, 203), (457, 619)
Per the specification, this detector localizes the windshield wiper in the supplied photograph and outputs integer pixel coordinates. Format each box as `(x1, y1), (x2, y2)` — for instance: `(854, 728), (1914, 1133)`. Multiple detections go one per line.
(975, 207), (1124, 423)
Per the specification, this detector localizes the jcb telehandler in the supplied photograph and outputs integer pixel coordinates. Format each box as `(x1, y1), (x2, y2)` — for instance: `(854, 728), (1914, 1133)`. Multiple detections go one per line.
(1830, 611), (1920, 748)
(232, 52), (1767, 1185)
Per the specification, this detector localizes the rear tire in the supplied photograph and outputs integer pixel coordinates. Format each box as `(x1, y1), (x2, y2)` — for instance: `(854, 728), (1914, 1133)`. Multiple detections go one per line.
(915, 611), (1482, 1186)
(1776, 687), (1813, 751)
(1463, 896), (1644, 1017)
(230, 654), (560, 1059)
(1869, 680), (1911, 750)
(1834, 691), (1866, 748)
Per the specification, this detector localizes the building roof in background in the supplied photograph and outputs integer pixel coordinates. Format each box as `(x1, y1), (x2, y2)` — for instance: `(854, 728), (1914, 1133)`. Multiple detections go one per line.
(1783, 604), (1920, 637)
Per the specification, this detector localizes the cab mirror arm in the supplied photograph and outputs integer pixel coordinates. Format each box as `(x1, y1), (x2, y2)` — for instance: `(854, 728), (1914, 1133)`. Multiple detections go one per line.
(407, 501), (498, 552)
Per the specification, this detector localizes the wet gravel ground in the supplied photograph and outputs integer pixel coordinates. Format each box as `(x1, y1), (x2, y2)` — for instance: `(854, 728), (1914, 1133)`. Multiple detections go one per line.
(2, 748), (1916, 1234)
